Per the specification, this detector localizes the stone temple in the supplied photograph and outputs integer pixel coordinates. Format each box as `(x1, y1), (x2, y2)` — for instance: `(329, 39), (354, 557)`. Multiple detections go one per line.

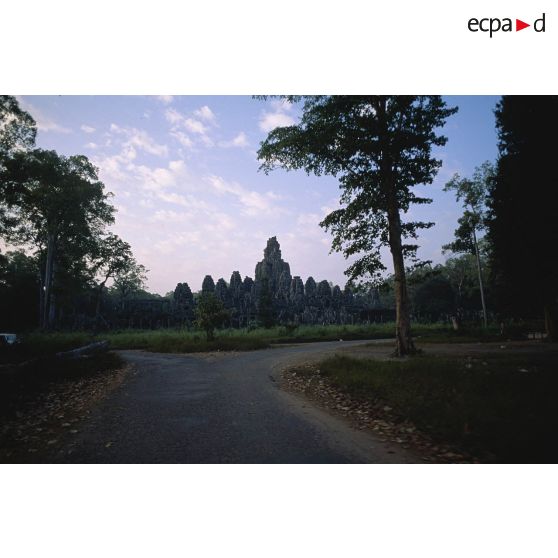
(171, 236), (390, 328)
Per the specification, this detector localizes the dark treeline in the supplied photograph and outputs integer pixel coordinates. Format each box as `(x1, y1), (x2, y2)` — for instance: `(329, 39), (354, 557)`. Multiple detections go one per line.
(1, 96), (557, 341)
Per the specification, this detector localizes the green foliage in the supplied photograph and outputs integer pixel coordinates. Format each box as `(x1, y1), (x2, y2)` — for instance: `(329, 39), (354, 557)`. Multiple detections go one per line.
(443, 254), (490, 313)
(111, 262), (148, 306)
(0, 95), (36, 160)
(195, 293), (230, 340)
(257, 96), (457, 287)
(0, 149), (114, 246)
(257, 96), (457, 355)
(0, 95), (36, 238)
(0, 149), (116, 327)
(443, 161), (494, 255)
(89, 232), (145, 321)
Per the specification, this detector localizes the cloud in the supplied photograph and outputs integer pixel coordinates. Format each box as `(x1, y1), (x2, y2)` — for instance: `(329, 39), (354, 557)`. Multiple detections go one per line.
(165, 108), (183, 125)
(259, 112), (295, 132)
(17, 98), (71, 134)
(135, 160), (186, 193)
(81, 124), (96, 133)
(194, 105), (216, 123)
(93, 144), (137, 183)
(84, 142), (98, 149)
(170, 131), (193, 148)
(206, 175), (283, 216)
(219, 131), (249, 148)
(154, 231), (203, 255)
(259, 99), (296, 132)
(183, 118), (207, 135)
(109, 123), (168, 157)
(156, 95), (174, 104)
(165, 107), (214, 147)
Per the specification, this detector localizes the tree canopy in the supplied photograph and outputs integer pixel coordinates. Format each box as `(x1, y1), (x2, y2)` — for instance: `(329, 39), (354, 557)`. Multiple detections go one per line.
(0, 149), (116, 327)
(0, 96), (36, 160)
(258, 95), (457, 354)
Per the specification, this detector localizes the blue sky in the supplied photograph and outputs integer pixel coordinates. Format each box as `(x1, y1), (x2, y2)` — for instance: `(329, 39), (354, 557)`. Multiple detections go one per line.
(17, 95), (499, 294)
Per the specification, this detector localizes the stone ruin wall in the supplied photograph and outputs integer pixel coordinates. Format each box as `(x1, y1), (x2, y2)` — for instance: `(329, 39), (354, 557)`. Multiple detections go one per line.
(172, 236), (390, 327)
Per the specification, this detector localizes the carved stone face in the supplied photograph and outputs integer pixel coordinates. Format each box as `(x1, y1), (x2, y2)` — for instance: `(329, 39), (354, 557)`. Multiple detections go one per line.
(263, 236), (281, 260)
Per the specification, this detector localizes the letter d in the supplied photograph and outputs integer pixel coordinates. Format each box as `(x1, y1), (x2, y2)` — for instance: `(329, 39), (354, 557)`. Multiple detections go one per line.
(534, 13), (545, 32)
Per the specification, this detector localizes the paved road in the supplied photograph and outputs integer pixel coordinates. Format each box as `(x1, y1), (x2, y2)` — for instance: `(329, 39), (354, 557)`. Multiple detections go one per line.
(52, 340), (418, 463)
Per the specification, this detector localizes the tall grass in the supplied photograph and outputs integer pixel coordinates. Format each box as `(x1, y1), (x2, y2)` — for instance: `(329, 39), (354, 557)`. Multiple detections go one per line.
(3, 321), (507, 358)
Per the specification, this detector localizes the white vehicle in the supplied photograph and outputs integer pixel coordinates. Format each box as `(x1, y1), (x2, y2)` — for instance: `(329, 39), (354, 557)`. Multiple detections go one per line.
(0, 333), (18, 345)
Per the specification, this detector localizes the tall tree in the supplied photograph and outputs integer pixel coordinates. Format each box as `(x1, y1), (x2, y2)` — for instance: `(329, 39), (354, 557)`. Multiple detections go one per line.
(258, 96), (457, 355)
(443, 161), (494, 327)
(89, 232), (143, 321)
(488, 96), (558, 340)
(0, 149), (115, 327)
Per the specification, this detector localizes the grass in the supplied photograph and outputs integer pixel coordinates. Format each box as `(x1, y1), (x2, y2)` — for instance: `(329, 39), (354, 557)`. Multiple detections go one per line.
(413, 325), (503, 344)
(100, 324), (395, 352)
(1, 324), (397, 359)
(312, 353), (558, 463)
(0, 321), (520, 359)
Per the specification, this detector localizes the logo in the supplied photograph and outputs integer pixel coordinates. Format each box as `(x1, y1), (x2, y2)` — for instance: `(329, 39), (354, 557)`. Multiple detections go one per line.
(468, 13), (546, 37)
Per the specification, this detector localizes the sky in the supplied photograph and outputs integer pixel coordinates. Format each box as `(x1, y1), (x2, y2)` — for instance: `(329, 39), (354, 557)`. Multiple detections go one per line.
(16, 95), (499, 295)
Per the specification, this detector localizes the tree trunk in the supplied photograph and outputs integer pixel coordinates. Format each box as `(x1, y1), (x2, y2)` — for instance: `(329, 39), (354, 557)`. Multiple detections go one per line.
(388, 205), (416, 356)
(376, 97), (415, 357)
(42, 232), (56, 329)
(38, 270), (44, 329)
(95, 277), (110, 319)
(472, 227), (488, 328)
(47, 259), (57, 328)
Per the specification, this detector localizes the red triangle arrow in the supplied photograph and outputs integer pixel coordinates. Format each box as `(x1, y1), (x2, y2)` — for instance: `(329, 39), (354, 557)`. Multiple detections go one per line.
(516, 19), (530, 31)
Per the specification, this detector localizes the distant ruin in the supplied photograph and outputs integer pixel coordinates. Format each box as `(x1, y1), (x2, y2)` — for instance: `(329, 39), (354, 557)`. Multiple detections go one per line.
(172, 236), (392, 328)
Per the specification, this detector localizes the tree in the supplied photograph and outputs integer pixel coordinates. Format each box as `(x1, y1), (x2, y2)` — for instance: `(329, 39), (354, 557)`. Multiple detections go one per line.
(443, 253), (489, 319)
(0, 149), (115, 328)
(443, 162), (495, 327)
(488, 96), (558, 340)
(195, 293), (229, 341)
(0, 96), (36, 237)
(0, 96), (36, 160)
(258, 96), (457, 355)
(111, 261), (147, 310)
(89, 233), (143, 321)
